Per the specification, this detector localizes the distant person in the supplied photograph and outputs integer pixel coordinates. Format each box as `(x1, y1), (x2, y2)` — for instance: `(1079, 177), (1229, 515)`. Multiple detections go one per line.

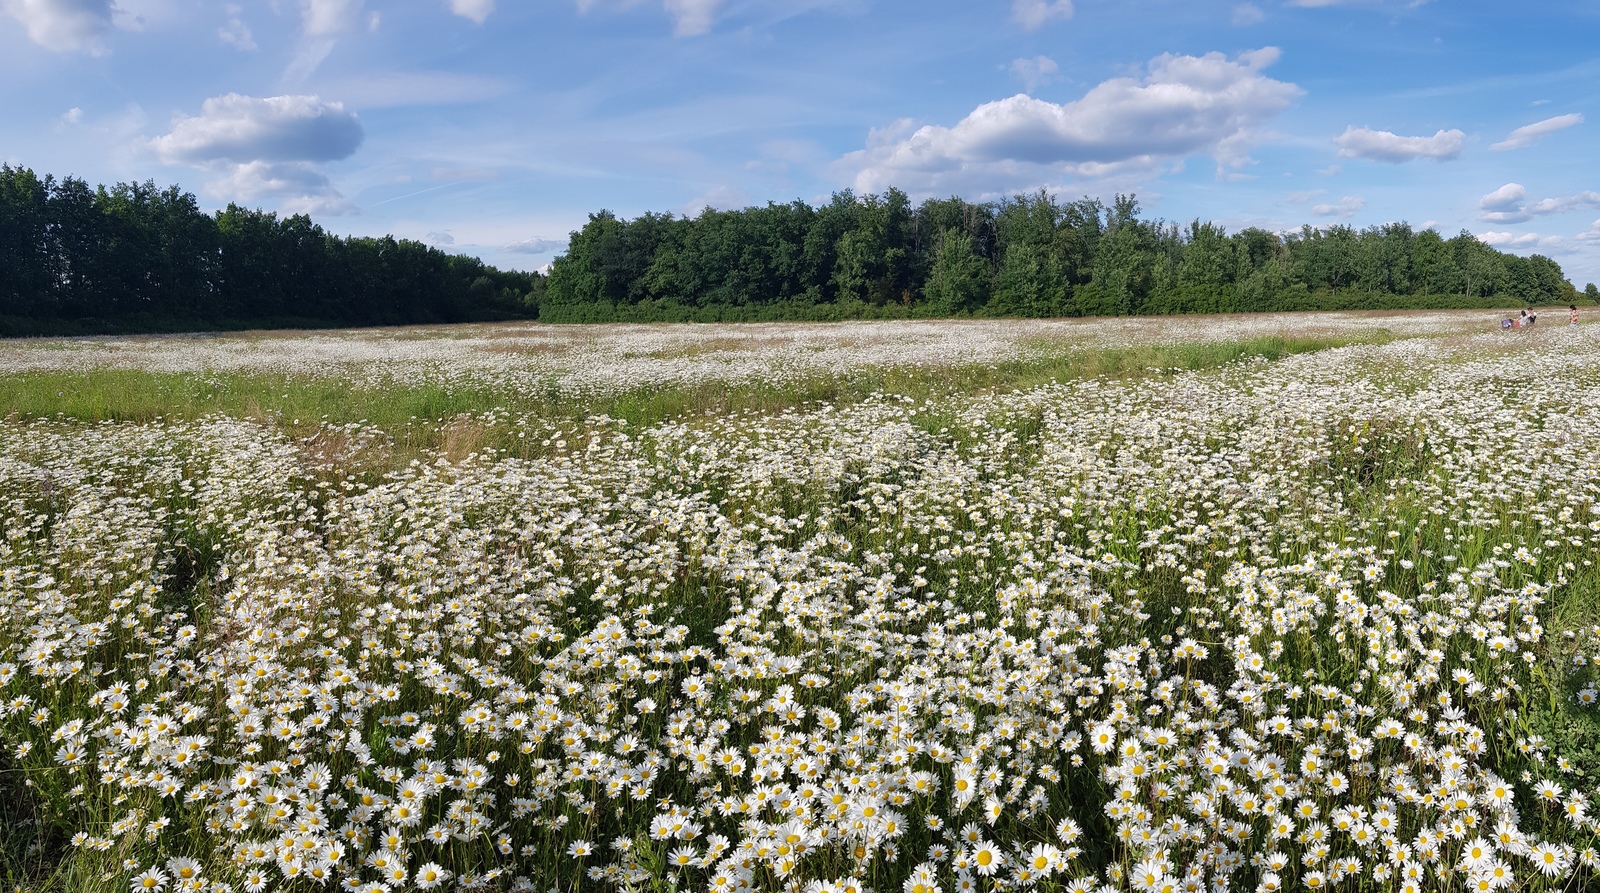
(1529, 308), (1538, 326)
(1502, 317), (1514, 330)
(1518, 309), (1529, 329)
(1572, 304), (1580, 327)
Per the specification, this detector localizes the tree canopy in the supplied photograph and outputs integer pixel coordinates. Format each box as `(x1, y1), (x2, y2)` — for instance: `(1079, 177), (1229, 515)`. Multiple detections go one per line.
(544, 189), (1581, 322)
(1, 167), (1586, 335)
(0, 165), (542, 336)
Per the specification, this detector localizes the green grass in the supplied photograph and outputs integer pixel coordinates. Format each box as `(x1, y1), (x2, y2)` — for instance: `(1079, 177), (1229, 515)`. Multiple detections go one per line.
(0, 332), (1388, 432)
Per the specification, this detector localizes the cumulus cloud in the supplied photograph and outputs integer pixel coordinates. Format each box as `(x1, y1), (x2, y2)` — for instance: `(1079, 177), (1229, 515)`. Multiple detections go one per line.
(2, 0), (117, 53)
(1009, 56), (1059, 92)
(840, 47), (1300, 197)
(1232, 3), (1264, 24)
(153, 94), (362, 216)
(1012, 0), (1072, 29)
(448, 0), (493, 23)
(1479, 182), (1527, 213)
(152, 94), (362, 165)
(503, 237), (568, 255)
(206, 161), (355, 216)
(1312, 195), (1365, 218)
(424, 231), (455, 246)
(1578, 220), (1600, 243)
(1478, 183), (1600, 223)
(1284, 189), (1324, 204)
(1491, 113), (1583, 151)
(1334, 126), (1464, 163)
(1478, 232), (1542, 249)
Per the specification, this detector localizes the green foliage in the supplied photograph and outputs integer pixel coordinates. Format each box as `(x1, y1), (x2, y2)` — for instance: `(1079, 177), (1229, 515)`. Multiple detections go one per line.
(924, 227), (991, 315)
(529, 189), (1577, 324)
(1, 165), (1581, 332)
(0, 165), (542, 335)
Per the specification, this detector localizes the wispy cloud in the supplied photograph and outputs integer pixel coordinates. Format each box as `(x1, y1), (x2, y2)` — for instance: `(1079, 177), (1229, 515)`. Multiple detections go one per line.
(448, 0), (493, 24)
(502, 237), (568, 254)
(1231, 3), (1264, 25)
(2, 0), (117, 54)
(1012, 0), (1072, 30)
(576, 0), (726, 37)
(315, 72), (511, 108)
(217, 3), (255, 50)
(285, 0), (379, 81)
(1312, 195), (1365, 218)
(1491, 113), (1583, 151)
(1008, 56), (1059, 93)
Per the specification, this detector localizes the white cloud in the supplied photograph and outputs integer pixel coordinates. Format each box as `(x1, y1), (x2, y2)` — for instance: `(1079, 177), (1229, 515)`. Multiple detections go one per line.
(839, 47), (1300, 197)
(662, 0), (722, 35)
(285, 0), (377, 80)
(152, 94), (363, 165)
(302, 0), (366, 37)
(2, 0), (116, 54)
(424, 231), (455, 246)
(218, 3), (254, 50)
(577, 0), (723, 36)
(1479, 182), (1527, 212)
(60, 106), (84, 124)
(503, 237), (568, 255)
(1312, 195), (1365, 218)
(1012, 0), (1072, 30)
(1334, 126), (1464, 162)
(153, 95), (361, 217)
(448, 0), (492, 23)
(681, 184), (749, 214)
(1009, 56), (1058, 92)
(1527, 192), (1600, 215)
(1490, 113), (1583, 151)
(206, 161), (355, 216)
(1285, 189), (1324, 204)
(1480, 230), (1547, 249)
(1578, 220), (1600, 243)
(1231, 3), (1264, 25)
(1477, 184), (1600, 223)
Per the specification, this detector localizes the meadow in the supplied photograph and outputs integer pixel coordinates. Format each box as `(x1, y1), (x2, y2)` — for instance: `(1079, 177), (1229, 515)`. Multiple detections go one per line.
(1, 311), (1597, 893)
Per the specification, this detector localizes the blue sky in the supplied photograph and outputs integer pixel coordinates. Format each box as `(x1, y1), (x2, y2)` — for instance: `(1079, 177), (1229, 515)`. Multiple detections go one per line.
(4, 0), (1599, 285)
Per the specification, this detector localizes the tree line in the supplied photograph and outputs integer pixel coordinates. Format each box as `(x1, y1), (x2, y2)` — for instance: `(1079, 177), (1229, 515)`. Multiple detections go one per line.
(0, 165), (542, 336)
(545, 189), (1595, 322)
(4, 167), (1594, 336)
